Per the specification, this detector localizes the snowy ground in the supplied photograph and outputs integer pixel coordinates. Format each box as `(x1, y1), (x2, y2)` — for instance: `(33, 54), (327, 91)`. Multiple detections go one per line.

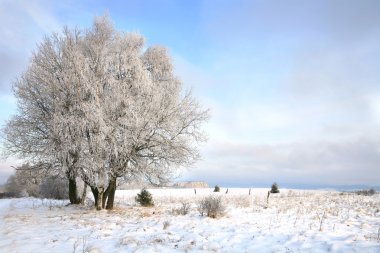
(0, 188), (379, 252)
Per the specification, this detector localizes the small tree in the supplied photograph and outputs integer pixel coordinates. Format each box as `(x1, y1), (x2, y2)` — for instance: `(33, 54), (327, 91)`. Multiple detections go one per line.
(214, 185), (220, 192)
(135, 188), (154, 207)
(270, 182), (280, 193)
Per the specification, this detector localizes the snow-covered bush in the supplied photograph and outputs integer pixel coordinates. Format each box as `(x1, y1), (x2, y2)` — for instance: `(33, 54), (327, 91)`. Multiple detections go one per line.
(197, 195), (225, 218)
(39, 176), (69, 200)
(135, 189), (154, 207)
(172, 200), (191, 215)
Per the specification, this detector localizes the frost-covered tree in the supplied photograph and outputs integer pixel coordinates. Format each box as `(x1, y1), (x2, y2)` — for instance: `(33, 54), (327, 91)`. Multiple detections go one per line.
(2, 15), (208, 210)
(4, 164), (44, 197)
(81, 17), (209, 210)
(14, 164), (45, 197)
(2, 27), (87, 204)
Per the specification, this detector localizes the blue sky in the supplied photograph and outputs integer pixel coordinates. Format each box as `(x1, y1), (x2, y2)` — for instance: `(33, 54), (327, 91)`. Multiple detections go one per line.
(1, 0), (380, 187)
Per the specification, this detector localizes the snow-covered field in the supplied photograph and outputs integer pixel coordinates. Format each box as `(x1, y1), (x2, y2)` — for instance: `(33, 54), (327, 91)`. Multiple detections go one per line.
(0, 188), (379, 252)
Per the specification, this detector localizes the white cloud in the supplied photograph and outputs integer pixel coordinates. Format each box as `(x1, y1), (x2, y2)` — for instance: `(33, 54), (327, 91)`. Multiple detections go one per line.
(21, 1), (61, 33)
(184, 137), (380, 186)
(0, 0), (62, 94)
(368, 94), (380, 125)
(0, 0), (60, 50)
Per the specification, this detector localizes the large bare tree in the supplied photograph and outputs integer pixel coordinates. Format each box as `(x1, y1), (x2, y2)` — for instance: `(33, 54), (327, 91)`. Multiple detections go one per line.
(2, 15), (209, 210)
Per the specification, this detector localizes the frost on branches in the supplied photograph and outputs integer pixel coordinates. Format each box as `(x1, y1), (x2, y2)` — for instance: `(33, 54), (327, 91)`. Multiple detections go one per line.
(1, 15), (209, 210)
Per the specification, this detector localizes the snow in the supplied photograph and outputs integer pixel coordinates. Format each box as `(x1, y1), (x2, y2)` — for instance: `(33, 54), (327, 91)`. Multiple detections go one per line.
(0, 188), (379, 252)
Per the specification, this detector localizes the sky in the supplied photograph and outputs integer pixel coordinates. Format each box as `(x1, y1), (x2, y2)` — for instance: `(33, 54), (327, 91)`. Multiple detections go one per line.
(0, 0), (380, 188)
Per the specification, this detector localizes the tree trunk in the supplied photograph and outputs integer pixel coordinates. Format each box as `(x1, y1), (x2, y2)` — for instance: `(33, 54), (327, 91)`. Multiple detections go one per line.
(106, 176), (117, 210)
(91, 187), (99, 207)
(96, 187), (104, 211)
(80, 184), (87, 205)
(68, 177), (80, 204)
(102, 183), (111, 209)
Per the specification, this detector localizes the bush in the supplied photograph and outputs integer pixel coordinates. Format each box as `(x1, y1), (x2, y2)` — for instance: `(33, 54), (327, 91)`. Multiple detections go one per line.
(4, 175), (23, 197)
(39, 176), (69, 199)
(0, 192), (20, 198)
(213, 185), (220, 192)
(135, 188), (154, 207)
(197, 195), (225, 218)
(355, 189), (376, 196)
(173, 201), (191, 215)
(270, 182), (280, 193)
(4, 169), (69, 199)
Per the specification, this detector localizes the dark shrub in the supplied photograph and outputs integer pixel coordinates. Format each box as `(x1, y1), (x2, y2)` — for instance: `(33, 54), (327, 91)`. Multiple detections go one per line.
(270, 182), (280, 193)
(355, 188), (376, 196)
(135, 188), (154, 206)
(0, 192), (19, 199)
(213, 185), (220, 192)
(39, 176), (69, 199)
(4, 175), (23, 197)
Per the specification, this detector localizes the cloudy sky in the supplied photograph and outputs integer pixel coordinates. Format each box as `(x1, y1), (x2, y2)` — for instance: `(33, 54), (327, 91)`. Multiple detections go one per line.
(0, 0), (379, 188)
